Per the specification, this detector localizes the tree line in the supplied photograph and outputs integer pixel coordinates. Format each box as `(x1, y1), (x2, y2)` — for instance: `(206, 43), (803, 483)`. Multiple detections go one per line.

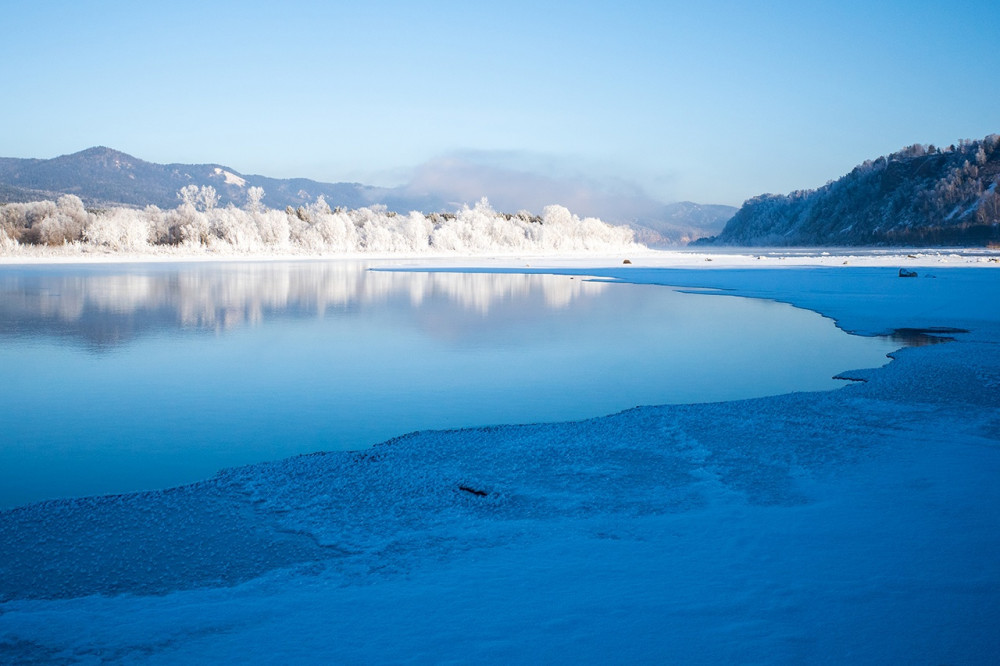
(0, 188), (639, 255)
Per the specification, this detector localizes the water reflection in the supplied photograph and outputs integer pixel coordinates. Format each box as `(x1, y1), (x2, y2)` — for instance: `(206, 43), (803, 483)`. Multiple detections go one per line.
(0, 263), (606, 350)
(0, 261), (905, 508)
(887, 327), (967, 346)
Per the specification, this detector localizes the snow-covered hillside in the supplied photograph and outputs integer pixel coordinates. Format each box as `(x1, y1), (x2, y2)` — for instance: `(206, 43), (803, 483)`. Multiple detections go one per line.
(699, 134), (1000, 246)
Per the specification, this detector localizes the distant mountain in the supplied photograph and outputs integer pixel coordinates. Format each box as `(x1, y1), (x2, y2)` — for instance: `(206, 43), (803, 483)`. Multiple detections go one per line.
(696, 135), (1000, 247)
(629, 202), (736, 247)
(0, 147), (731, 245)
(0, 147), (388, 211)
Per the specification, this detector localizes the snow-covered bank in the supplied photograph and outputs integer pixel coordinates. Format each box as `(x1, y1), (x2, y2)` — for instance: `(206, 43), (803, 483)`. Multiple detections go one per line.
(523, 264), (1000, 337)
(1, 263), (999, 664)
(2, 243), (998, 268)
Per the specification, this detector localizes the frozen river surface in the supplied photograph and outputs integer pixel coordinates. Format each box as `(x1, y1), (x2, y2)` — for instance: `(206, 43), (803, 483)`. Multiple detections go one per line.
(0, 261), (902, 507)
(0, 261), (998, 664)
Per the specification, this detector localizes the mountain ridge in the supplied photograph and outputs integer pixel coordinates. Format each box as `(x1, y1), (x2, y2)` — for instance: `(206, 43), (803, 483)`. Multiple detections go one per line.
(0, 146), (379, 211)
(0, 147), (734, 246)
(696, 135), (1000, 247)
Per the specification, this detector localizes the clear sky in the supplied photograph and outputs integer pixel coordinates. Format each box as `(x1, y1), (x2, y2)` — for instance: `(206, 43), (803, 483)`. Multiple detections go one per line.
(2, 0), (997, 209)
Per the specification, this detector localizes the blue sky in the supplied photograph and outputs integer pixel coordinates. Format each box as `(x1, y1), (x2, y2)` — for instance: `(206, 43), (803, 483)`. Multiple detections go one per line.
(2, 0), (997, 209)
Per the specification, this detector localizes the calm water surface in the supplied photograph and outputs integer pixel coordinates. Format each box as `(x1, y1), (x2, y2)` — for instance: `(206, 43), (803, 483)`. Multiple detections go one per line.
(1, 261), (902, 507)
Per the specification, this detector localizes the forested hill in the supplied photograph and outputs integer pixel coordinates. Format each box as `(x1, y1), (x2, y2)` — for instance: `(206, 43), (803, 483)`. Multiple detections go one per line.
(0, 147), (392, 211)
(696, 135), (1000, 246)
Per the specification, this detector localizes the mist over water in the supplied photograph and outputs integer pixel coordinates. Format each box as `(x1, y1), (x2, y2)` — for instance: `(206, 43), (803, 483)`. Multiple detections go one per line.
(0, 262), (902, 508)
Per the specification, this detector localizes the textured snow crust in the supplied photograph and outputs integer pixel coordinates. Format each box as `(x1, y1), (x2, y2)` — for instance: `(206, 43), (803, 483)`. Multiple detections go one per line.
(1, 262), (999, 664)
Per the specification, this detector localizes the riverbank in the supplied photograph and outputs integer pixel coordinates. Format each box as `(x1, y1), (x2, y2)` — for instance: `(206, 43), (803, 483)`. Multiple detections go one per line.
(2, 244), (999, 268)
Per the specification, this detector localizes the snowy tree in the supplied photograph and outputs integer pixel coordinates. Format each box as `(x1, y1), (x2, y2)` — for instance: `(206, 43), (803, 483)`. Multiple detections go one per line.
(83, 208), (152, 251)
(178, 185), (200, 208)
(31, 195), (92, 245)
(178, 185), (220, 212)
(245, 186), (265, 213)
(1, 187), (646, 255)
(198, 186), (219, 211)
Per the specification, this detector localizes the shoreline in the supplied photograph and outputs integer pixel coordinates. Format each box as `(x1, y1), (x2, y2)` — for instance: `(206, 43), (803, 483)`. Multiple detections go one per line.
(1, 245), (999, 269)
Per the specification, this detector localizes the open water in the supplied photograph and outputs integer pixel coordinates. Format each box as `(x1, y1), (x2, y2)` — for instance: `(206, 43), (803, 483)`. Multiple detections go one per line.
(0, 261), (902, 507)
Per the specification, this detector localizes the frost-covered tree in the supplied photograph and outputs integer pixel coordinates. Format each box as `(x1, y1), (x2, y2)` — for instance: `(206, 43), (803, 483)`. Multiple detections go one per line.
(26, 195), (93, 246)
(245, 186), (265, 213)
(0, 226), (17, 251)
(0, 188), (644, 255)
(84, 208), (152, 251)
(178, 184), (200, 208)
(178, 184), (220, 212)
(198, 186), (219, 211)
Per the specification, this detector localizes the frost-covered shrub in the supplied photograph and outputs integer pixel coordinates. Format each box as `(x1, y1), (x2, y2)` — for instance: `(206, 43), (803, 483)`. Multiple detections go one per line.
(0, 204), (27, 243)
(31, 201), (66, 245)
(433, 198), (512, 252)
(353, 205), (429, 253)
(245, 186), (265, 213)
(178, 184), (219, 211)
(395, 211), (435, 252)
(143, 206), (170, 245)
(0, 188), (644, 255)
(0, 226), (18, 252)
(31, 195), (92, 245)
(208, 206), (264, 252)
(83, 208), (151, 251)
(167, 203), (211, 246)
(533, 204), (636, 252)
(254, 209), (291, 247)
(299, 205), (358, 252)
